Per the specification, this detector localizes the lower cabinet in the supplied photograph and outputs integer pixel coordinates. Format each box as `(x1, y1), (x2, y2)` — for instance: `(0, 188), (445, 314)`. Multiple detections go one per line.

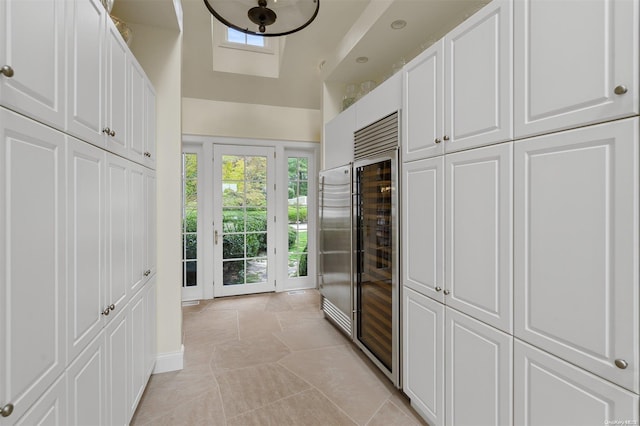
(106, 306), (130, 426)
(14, 375), (67, 426)
(514, 340), (639, 426)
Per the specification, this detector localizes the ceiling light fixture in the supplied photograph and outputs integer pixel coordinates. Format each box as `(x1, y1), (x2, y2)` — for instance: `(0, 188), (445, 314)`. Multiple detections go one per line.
(203, 0), (320, 37)
(390, 19), (407, 30)
(356, 56), (369, 63)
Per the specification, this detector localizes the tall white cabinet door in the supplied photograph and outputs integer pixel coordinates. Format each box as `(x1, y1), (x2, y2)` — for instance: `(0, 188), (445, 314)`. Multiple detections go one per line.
(0, 0), (66, 131)
(514, 340), (639, 426)
(514, 118), (639, 393)
(514, 0), (639, 138)
(67, 333), (106, 426)
(403, 287), (445, 426)
(143, 81), (156, 169)
(14, 374), (67, 426)
(66, 0), (106, 147)
(402, 40), (444, 162)
(402, 157), (444, 303)
(105, 307), (129, 426)
(323, 106), (355, 169)
(104, 21), (128, 157)
(106, 155), (129, 314)
(129, 59), (146, 164)
(0, 109), (66, 423)
(129, 164), (145, 294)
(445, 143), (513, 333)
(144, 279), (157, 377)
(67, 137), (106, 362)
(445, 307), (512, 426)
(129, 289), (146, 414)
(444, 0), (513, 153)
(145, 169), (157, 278)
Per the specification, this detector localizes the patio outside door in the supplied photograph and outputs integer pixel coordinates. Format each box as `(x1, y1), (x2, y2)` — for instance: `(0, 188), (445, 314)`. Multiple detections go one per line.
(213, 145), (276, 297)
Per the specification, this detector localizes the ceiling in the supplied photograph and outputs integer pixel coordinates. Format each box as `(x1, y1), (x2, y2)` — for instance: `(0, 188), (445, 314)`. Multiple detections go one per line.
(113, 0), (488, 111)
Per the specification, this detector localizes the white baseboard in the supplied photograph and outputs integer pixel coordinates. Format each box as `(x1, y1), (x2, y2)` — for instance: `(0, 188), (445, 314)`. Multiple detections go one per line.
(153, 344), (184, 374)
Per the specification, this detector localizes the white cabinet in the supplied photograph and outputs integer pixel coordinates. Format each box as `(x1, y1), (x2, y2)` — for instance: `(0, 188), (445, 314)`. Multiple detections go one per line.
(514, 0), (639, 139)
(66, 137), (107, 362)
(104, 20), (129, 158)
(129, 164), (146, 294)
(145, 169), (157, 279)
(445, 142), (513, 333)
(403, 41), (444, 162)
(403, 0), (512, 161)
(15, 374), (67, 426)
(514, 118), (639, 393)
(129, 287), (147, 414)
(0, 109), (67, 424)
(355, 72), (402, 130)
(105, 307), (130, 426)
(403, 287), (445, 426)
(445, 307), (512, 426)
(323, 106), (355, 169)
(143, 81), (157, 168)
(515, 340), (639, 426)
(107, 154), (130, 312)
(129, 58), (146, 164)
(443, 0), (512, 153)
(402, 157), (444, 302)
(67, 332), (106, 426)
(0, 0), (66, 131)
(145, 279), (158, 378)
(65, 0), (106, 147)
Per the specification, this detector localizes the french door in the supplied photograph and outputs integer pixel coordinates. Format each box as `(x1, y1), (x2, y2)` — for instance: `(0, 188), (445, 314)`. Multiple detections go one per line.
(213, 145), (276, 297)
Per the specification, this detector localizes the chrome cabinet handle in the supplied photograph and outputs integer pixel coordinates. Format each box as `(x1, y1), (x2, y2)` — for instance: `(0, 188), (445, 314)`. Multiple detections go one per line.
(443, 135), (450, 141)
(0, 403), (13, 418)
(615, 359), (628, 369)
(0, 65), (14, 77)
(443, 289), (450, 295)
(144, 270), (151, 277)
(614, 85), (628, 95)
(102, 127), (111, 135)
(434, 138), (441, 144)
(109, 304), (115, 311)
(435, 286), (442, 292)
(110, 129), (116, 137)
(102, 307), (111, 316)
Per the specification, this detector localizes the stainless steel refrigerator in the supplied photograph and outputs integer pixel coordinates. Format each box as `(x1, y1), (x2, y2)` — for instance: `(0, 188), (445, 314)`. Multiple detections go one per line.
(318, 164), (353, 337)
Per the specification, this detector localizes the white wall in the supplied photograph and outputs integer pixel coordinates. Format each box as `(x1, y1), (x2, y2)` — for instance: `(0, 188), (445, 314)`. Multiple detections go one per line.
(182, 97), (322, 142)
(129, 22), (184, 365)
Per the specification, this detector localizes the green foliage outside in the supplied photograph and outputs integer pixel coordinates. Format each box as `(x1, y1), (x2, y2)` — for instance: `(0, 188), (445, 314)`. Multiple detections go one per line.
(287, 205), (308, 223)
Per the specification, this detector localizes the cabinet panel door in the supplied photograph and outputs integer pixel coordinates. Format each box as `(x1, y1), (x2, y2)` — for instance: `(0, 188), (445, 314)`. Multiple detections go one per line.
(129, 59), (145, 163)
(402, 157), (444, 303)
(67, 332), (106, 426)
(444, 0), (512, 152)
(143, 82), (156, 169)
(445, 143), (513, 333)
(106, 308), (129, 426)
(106, 154), (129, 311)
(514, 119), (639, 393)
(402, 287), (444, 426)
(0, 0), (66, 131)
(145, 170), (156, 278)
(129, 290), (146, 414)
(67, 137), (106, 362)
(15, 374), (67, 426)
(402, 40), (444, 162)
(144, 279), (157, 378)
(514, 340), (639, 426)
(355, 72), (401, 130)
(129, 165), (145, 294)
(0, 109), (66, 423)
(66, 0), (105, 147)
(105, 20), (128, 157)
(445, 307), (512, 426)
(514, 0), (639, 138)
(323, 106), (355, 169)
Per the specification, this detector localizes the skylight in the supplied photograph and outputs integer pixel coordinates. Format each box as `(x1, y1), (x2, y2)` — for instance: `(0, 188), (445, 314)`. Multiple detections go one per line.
(227, 28), (265, 48)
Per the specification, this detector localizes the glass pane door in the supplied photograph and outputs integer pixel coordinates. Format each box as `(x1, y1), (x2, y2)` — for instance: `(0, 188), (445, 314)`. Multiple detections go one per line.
(213, 145), (275, 297)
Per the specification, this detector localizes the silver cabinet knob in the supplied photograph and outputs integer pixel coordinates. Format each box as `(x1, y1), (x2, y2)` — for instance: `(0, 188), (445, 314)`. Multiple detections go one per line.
(102, 127), (111, 135)
(144, 151), (151, 158)
(110, 129), (116, 137)
(144, 270), (151, 277)
(443, 135), (450, 141)
(614, 85), (628, 95)
(0, 403), (13, 417)
(615, 359), (628, 369)
(435, 286), (442, 292)
(109, 304), (115, 311)
(0, 65), (14, 78)
(443, 289), (450, 295)
(101, 307), (111, 316)
(434, 138), (441, 144)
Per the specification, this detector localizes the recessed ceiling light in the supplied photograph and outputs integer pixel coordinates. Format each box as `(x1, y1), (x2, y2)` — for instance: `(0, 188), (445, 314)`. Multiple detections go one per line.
(390, 19), (407, 30)
(356, 56), (368, 63)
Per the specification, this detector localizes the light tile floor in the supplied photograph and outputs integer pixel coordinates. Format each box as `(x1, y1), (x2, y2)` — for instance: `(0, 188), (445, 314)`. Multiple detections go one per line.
(131, 290), (427, 426)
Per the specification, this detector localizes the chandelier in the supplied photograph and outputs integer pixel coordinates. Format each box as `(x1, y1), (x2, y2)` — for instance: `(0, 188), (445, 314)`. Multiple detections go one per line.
(203, 0), (320, 37)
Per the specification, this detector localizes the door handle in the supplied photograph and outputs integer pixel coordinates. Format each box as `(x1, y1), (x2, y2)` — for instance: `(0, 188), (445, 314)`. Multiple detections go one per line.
(214, 229), (219, 245)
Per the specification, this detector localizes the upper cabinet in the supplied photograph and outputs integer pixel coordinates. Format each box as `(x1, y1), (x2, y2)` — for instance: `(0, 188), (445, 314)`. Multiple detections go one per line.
(323, 106), (355, 169)
(144, 81), (157, 169)
(403, 0), (512, 162)
(0, 0), (66, 132)
(514, 0), (639, 138)
(355, 72), (402, 130)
